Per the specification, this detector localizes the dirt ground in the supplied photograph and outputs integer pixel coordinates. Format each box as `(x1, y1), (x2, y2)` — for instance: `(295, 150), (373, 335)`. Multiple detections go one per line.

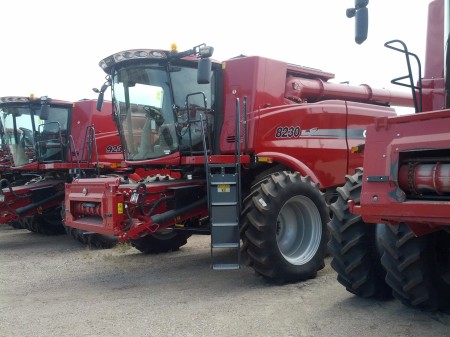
(1, 225), (449, 337)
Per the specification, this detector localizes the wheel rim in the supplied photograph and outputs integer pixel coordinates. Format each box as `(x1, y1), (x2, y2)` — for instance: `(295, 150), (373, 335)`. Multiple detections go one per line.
(276, 195), (322, 265)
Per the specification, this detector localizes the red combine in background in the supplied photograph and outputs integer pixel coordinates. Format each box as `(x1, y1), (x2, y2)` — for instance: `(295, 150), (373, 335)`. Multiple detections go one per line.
(0, 96), (127, 247)
(328, 0), (450, 312)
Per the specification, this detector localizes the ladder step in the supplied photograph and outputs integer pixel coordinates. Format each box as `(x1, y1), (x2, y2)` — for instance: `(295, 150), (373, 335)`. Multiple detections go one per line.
(210, 181), (237, 185)
(210, 176), (238, 184)
(211, 243), (239, 248)
(208, 164), (238, 168)
(212, 263), (240, 270)
(211, 227), (239, 246)
(211, 222), (238, 227)
(211, 202), (238, 206)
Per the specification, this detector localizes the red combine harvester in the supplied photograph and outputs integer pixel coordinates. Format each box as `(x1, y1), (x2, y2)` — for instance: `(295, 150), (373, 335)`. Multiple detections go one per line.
(328, 0), (450, 311)
(0, 96), (125, 245)
(64, 43), (412, 282)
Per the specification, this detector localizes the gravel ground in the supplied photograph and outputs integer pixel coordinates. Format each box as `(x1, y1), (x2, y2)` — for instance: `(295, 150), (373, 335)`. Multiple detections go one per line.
(1, 225), (449, 337)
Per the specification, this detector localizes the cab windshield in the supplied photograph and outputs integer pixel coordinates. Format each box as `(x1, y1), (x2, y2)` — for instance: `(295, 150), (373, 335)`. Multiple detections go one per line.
(112, 64), (213, 161)
(0, 104), (69, 166)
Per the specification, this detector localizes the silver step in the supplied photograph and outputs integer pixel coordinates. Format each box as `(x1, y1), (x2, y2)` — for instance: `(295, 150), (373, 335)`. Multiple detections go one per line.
(208, 164), (241, 270)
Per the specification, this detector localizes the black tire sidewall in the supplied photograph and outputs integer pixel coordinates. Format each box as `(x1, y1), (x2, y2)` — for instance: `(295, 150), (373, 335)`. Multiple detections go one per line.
(246, 172), (329, 282)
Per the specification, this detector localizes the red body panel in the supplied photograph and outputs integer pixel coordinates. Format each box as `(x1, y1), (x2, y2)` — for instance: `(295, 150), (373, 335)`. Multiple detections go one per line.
(352, 109), (450, 234)
(67, 100), (122, 166)
(65, 177), (208, 239)
(64, 177), (125, 236)
(254, 100), (397, 188)
(219, 56), (405, 188)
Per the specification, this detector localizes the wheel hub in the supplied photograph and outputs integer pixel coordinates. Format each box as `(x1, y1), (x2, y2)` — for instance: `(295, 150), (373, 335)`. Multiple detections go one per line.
(276, 195), (322, 265)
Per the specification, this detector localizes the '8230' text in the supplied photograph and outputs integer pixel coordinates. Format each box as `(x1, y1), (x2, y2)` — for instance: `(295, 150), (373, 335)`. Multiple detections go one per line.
(275, 126), (301, 138)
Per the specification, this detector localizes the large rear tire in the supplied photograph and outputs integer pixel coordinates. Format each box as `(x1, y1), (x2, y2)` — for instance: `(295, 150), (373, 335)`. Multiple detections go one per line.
(241, 171), (329, 283)
(23, 207), (66, 236)
(381, 223), (450, 312)
(328, 168), (392, 299)
(131, 229), (191, 254)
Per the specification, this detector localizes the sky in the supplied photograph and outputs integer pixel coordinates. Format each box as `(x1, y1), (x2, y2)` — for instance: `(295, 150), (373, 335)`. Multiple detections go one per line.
(1, 1), (431, 114)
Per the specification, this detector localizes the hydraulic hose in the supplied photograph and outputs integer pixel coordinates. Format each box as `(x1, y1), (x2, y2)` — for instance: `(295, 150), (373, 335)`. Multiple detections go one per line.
(0, 179), (27, 199)
(15, 190), (65, 215)
(151, 197), (207, 224)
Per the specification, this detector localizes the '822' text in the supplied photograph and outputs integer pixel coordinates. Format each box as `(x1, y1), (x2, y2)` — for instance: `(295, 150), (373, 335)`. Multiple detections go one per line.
(106, 145), (122, 153)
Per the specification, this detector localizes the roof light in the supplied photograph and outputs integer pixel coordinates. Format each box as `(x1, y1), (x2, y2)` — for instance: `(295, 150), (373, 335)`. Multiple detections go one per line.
(0, 96), (30, 103)
(99, 49), (169, 72)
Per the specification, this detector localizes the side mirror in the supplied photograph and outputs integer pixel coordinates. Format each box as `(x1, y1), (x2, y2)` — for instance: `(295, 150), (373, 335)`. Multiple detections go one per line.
(347, 0), (369, 44)
(355, 7), (368, 44)
(40, 104), (49, 120)
(197, 58), (211, 84)
(96, 92), (104, 111)
(39, 96), (51, 120)
(94, 80), (110, 111)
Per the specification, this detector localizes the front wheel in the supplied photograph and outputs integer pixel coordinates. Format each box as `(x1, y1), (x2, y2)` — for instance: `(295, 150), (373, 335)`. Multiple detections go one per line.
(241, 171), (329, 283)
(64, 225), (118, 249)
(131, 229), (191, 254)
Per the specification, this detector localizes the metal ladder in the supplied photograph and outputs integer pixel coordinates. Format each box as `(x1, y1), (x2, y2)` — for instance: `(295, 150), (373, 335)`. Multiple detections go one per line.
(80, 125), (100, 176)
(207, 97), (244, 270)
(208, 163), (241, 270)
